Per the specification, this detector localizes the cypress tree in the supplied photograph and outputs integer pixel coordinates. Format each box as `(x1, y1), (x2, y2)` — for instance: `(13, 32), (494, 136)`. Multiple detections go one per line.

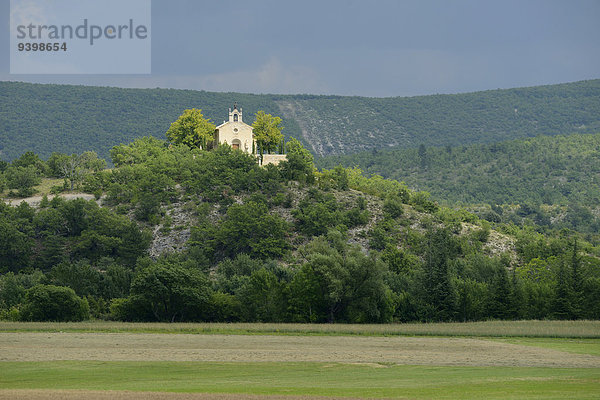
(570, 238), (584, 319)
(423, 228), (457, 321)
(507, 269), (525, 319)
(488, 268), (511, 319)
(552, 261), (572, 320)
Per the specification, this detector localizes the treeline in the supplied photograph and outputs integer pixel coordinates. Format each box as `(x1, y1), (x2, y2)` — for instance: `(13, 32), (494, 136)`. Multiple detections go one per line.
(2, 79), (600, 161)
(318, 133), (600, 235)
(1, 139), (599, 322)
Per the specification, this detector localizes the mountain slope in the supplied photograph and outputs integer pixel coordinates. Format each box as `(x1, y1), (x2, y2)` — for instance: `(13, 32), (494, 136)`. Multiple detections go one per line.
(1, 79), (599, 162)
(317, 133), (600, 209)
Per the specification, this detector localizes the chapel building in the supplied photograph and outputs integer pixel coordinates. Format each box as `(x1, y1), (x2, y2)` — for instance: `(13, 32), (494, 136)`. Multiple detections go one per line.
(213, 103), (287, 165)
(214, 103), (255, 154)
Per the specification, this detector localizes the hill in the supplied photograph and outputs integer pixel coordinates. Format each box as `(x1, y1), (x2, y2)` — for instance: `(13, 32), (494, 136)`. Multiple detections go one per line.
(1, 79), (599, 162)
(1, 138), (600, 323)
(317, 133), (600, 234)
(318, 133), (600, 206)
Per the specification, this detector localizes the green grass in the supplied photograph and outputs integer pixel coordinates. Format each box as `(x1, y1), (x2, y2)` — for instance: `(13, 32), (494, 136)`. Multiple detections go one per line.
(33, 178), (65, 196)
(0, 177), (65, 199)
(1, 320), (600, 338)
(1, 361), (599, 399)
(492, 338), (600, 357)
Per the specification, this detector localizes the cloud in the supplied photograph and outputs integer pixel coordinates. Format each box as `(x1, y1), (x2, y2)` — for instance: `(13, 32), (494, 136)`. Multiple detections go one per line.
(175, 57), (328, 94)
(2, 57), (328, 94)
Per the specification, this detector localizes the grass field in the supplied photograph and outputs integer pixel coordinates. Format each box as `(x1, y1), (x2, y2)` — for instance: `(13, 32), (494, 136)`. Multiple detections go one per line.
(1, 321), (599, 399)
(2, 361), (599, 400)
(1, 320), (599, 338)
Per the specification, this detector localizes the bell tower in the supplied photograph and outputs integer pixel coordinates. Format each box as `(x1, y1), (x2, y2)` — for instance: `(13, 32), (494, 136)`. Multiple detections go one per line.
(228, 102), (242, 123)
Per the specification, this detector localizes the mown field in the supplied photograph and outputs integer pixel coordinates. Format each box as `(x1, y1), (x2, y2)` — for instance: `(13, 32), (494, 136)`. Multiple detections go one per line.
(1, 321), (599, 399)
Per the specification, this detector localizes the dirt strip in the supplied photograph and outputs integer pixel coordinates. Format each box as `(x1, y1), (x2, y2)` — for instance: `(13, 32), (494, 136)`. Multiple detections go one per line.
(1, 333), (599, 367)
(0, 390), (369, 400)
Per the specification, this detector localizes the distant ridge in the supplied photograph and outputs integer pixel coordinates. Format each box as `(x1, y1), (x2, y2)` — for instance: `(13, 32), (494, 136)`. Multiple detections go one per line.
(1, 79), (599, 161)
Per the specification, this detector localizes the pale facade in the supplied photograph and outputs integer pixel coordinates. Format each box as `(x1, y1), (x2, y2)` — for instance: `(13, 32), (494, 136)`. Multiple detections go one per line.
(214, 104), (255, 154)
(214, 104), (287, 166)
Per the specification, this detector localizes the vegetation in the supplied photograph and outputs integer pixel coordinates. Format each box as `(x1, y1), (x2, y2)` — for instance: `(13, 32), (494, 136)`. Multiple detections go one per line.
(165, 108), (216, 150)
(2, 361), (598, 399)
(1, 132), (599, 323)
(252, 110), (285, 159)
(1, 320), (599, 338)
(1, 79), (600, 161)
(1, 361), (599, 399)
(318, 133), (600, 236)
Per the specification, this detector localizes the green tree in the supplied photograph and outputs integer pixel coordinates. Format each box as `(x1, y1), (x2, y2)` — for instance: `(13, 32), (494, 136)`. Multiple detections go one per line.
(5, 165), (41, 197)
(297, 232), (391, 323)
(280, 138), (315, 183)
(0, 219), (34, 273)
(166, 108), (216, 150)
(45, 260), (104, 297)
(20, 284), (89, 321)
(0, 272), (26, 311)
(124, 259), (210, 322)
(237, 267), (286, 322)
(570, 238), (584, 318)
(55, 152), (106, 191)
(252, 111), (284, 159)
(422, 227), (458, 321)
(213, 201), (289, 260)
(487, 268), (511, 319)
(11, 151), (47, 175)
(552, 261), (573, 320)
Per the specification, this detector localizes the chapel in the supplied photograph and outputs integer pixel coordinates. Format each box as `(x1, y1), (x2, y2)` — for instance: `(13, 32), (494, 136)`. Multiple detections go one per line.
(214, 103), (255, 154)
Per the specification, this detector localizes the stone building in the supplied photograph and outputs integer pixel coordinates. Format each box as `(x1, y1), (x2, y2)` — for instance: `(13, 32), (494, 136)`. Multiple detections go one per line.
(214, 103), (287, 165)
(214, 103), (255, 154)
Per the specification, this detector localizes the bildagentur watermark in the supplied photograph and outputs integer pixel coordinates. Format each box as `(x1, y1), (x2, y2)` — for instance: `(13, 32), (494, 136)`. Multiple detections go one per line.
(10, 0), (151, 74)
(16, 18), (149, 46)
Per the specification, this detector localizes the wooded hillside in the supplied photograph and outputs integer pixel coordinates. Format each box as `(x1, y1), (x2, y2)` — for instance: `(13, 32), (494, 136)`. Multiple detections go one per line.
(1, 79), (599, 162)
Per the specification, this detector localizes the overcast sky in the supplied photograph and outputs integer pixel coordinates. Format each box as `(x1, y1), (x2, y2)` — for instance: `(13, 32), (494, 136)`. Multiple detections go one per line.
(1, 0), (599, 97)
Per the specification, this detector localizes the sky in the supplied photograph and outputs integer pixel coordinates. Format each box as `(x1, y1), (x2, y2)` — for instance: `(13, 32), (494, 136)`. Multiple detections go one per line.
(1, 0), (599, 97)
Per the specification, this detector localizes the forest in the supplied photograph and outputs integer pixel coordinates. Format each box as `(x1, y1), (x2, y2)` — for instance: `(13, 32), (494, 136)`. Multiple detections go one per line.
(1, 136), (599, 323)
(1, 79), (599, 162)
(318, 133), (600, 237)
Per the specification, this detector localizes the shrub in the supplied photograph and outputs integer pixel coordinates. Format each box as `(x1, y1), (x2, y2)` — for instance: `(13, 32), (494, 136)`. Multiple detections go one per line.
(20, 284), (89, 321)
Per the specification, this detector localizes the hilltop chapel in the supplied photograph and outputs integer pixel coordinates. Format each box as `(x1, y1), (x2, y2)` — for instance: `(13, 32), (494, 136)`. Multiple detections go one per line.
(214, 103), (286, 165)
(214, 103), (254, 154)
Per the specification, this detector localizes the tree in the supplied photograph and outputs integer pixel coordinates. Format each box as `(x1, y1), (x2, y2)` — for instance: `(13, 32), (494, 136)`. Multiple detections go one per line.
(56, 152), (106, 191)
(552, 261), (573, 320)
(0, 219), (34, 272)
(570, 238), (584, 318)
(5, 165), (41, 197)
(237, 268), (286, 322)
(280, 138), (315, 183)
(252, 111), (284, 160)
(296, 232), (391, 323)
(422, 228), (458, 321)
(166, 108), (216, 150)
(124, 259), (210, 322)
(11, 151), (47, 175)
(214, 201), (289, 260)
(20, 284), (89, 321)
(488, 268), (511, 319)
